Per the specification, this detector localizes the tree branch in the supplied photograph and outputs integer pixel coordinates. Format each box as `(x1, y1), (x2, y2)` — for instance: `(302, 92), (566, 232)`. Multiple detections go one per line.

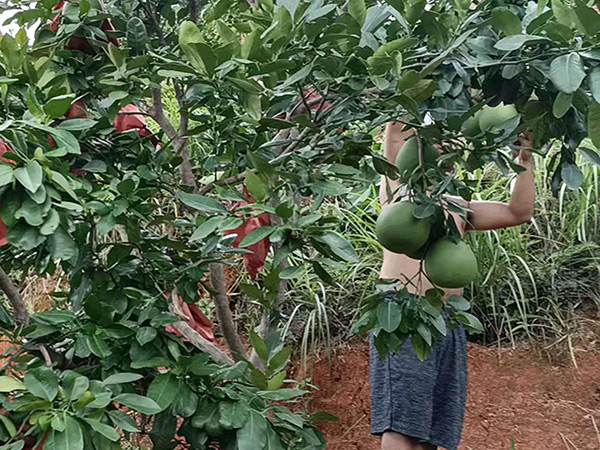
(173, 322), (234, 365)
(149, 88), (197, 190)
(0, 266), (29, 326)
(209, 263), (247, 362)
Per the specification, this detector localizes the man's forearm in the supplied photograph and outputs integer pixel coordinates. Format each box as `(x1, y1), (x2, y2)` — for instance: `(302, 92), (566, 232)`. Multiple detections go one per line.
(508, 158), (535, 222)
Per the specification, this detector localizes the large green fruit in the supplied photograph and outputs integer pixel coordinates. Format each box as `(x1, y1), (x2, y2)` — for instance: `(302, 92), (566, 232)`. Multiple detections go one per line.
(394, 136), (438, 181)
(477, 103), (519, 132)
(376, 202), (431, 254)
(424, 238), (478, 288)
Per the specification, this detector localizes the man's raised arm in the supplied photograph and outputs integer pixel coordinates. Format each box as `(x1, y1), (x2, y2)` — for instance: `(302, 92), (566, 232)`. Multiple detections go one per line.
(465, 134), (536, 231)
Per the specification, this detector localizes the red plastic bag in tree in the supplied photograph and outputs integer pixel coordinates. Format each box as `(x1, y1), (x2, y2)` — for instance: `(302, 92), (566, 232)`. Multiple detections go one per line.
(50, 1), (119, 53)
(115, 104), (158, 145)
(66, 100), (88, 119)
(164, 291), (215, 343)
(0, 138), (15, 247)
(230, 188), (271, 279)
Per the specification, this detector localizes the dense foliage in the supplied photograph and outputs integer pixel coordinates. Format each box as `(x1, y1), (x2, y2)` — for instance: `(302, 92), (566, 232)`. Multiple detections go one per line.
(0, 0), (598, 448)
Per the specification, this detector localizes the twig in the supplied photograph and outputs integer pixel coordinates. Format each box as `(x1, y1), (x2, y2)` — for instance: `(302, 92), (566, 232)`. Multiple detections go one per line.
(567, 334), (578, 369)
(0, 266), (30, 326)
(560, 433), (572, 450)
(38, 345), (52, 367)
(590, 414), (600, 450)
(198, 128), (311, 195)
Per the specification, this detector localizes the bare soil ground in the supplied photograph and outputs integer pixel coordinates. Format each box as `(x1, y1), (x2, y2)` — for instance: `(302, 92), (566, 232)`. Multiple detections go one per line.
(303, 342), (600, 450)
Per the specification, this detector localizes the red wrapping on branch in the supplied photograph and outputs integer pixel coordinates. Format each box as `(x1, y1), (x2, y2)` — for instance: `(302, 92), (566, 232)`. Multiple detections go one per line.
(230, 187), (271, 279)
(0, 138), (15, 247)
(164, 291), (215, 343)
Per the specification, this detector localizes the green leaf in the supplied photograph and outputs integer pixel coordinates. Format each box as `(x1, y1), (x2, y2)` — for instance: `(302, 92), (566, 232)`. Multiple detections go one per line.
(179, 21), (216, 74)
(107, 410), (140, 433)
(282, 63), (313, 88)
(0, 376), (25, 392)
(113, 394), (162, 414)
(237, 410), (268, 450)
(108, 43), (125, 68)
(313, 232), (359, 263)
(81, 160), (107, 173)
(178, 191), (228, 213)
(219, 401), (248, 429)
(257, 388), (307, 401)
(127, 17), (148, 54)
(48, 227), (78, 262)
(147, 373), (179, 412)
(14, 161), (43, 193)
(0, 35), (22, 72)
(580, 147), (600, 165)
(83, 419), (120, 442)
(58, 119), (97, 131)
(239, 225), (276, 248)
(63, 372), (89, 401)
(348, 0), (367, 26)
(411, 334), (430, 361)
(449, 295), (471, 311)
(549, 53), (586, 94)
(191, 216), (224, 242)
(267, 370), (286, 391)
(245, 171), (269, 202)
(588, 101), (600, 148)
(24, 366), (59, 401)
(0, 415), (16, 438)
(376, 301), (401, 333)
(494, 34), (549, 51)
(136, 327), (157, 346)
(44, 94), (75, 119)
(50, 171), (78, 200)
(250, 329), (269, 364)
(28, 123), (80, 154)
(491, 7), (522, 35)
(552, 0), (574, 26)
(552, 92), (572, 118)
(561, 163), (584, 190)
(48, 417), (83, 450)
(0, 164), (14, 187)
(103, 373), (143, 385)
(573, 0), (600, 36)
(590, 68), (600, 103)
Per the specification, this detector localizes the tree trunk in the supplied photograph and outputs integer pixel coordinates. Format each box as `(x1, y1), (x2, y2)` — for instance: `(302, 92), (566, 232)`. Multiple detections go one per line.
(0, 266), (29, 326)
(209, 263), (247, 362)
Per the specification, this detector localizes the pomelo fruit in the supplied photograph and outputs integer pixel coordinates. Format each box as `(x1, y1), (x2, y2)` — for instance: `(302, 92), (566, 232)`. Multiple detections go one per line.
(376, 201), (430, 254)
(477, 102), (519, 132)
(424, 238), (478, 288)
(394, 136), (438, 181)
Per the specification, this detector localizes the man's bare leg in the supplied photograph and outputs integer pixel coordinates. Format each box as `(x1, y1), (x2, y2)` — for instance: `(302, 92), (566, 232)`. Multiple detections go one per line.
(382, 431), (437, 450)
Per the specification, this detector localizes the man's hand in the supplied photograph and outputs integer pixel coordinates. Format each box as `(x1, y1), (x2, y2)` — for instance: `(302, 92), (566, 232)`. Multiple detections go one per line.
(514, 132), (534, 164)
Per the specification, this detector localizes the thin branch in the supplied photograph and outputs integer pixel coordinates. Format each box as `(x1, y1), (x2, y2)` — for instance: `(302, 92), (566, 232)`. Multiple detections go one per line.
(209, 263), (247, 362)
(38, 345), (52, 367)
(198, 128), (312, 195)
(174, 321), (234, 366)
(0, 266), (29, 326)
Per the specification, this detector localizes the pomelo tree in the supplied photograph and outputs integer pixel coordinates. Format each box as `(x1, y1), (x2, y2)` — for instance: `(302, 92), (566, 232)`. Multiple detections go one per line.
(0, 0), (597, 448)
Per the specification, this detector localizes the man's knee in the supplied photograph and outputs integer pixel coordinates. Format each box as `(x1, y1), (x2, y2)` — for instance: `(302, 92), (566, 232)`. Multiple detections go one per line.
(381, 431), (436, 450)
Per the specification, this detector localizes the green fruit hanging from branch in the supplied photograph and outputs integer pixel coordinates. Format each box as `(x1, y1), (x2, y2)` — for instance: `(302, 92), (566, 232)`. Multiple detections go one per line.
(375, 201), (431, 254)
(424, 238), (478, 289)
(394, 136), (439, 182)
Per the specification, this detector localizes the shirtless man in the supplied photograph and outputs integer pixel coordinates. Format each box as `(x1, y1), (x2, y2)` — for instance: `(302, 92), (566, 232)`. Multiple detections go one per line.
(371, 121), (536, 450)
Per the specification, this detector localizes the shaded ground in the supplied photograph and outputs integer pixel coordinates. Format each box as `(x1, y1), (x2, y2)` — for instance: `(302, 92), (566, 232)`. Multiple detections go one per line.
(304, 343), (600, 450)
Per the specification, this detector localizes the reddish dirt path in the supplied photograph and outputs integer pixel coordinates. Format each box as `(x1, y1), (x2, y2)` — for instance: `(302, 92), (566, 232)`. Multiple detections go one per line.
(305, 343), (600, 450)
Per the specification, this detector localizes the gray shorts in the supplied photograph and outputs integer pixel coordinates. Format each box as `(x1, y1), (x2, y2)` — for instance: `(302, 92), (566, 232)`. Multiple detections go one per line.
(369, 324), (468, 450)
